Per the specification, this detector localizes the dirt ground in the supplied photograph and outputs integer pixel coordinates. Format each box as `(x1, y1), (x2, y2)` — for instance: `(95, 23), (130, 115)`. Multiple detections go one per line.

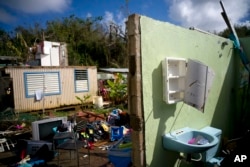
(0, 139), (116, 167)
(0, 108), (131, 167)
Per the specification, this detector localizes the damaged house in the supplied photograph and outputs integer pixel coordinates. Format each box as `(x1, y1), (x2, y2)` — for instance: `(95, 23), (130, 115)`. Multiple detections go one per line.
(0, 41), (98, 112)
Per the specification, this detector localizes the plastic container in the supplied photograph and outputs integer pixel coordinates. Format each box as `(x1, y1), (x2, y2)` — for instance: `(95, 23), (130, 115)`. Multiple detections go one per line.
(110, 126), (124, 141)
(93, 96), (103, 108)
(108, 149), (131, 167)
(108, 135), (132, 167)
(17, 139), (52, 156)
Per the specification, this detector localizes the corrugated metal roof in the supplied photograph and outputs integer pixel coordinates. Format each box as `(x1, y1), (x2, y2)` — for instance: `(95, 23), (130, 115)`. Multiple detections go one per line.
(98, 68), (128, 73)
(5, 66), (96, 69)
(0, 56), (21, 60)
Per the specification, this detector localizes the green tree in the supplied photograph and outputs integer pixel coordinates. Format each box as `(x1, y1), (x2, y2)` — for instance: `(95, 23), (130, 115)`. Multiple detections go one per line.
(45, 15), (109, 66)
(0, 29), (22, 57)
(0, 14), (128, 68)
(107, 73), (127, 105)
(218, 25), (250, 38)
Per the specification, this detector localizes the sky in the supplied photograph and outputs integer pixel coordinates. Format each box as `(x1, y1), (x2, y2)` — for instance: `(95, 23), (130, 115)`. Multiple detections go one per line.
(0, 0), (250, 34)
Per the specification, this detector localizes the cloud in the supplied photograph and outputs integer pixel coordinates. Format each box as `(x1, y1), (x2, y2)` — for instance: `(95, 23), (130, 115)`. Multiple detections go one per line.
(0, 8), (16, 24)
(0, 0), (72, 14)
(116, 11), (127, 33)
(0, 0), (72, 27)
(86, 13), (92, 18)
(103, 11), (115, 25)
(102, 11), (127, 34)
(167, 0), (250, 32)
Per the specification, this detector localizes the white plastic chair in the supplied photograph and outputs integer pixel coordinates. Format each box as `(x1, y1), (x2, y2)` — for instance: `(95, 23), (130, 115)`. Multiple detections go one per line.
(0, 138), (15, 152)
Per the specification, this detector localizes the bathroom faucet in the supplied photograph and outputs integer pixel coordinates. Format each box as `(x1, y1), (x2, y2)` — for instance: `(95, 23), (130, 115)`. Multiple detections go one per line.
(170, 131), (177, 140)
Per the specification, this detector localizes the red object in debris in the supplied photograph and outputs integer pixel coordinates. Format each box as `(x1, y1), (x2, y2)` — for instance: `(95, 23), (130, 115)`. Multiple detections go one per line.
(20, 149), (26, 159)
(16, 125), (22, 129)
(88, 142), (94, 150)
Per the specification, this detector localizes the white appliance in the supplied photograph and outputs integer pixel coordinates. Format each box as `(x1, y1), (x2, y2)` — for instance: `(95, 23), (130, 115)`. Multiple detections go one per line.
(32, 117), (67, 141)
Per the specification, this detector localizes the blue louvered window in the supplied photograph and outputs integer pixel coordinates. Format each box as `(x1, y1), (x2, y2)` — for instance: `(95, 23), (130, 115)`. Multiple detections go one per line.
(24, 72), (61, 98)
(74, 69), (89, 92)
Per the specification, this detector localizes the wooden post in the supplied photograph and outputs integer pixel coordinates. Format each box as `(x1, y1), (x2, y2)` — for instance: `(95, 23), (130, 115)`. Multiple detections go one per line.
(127, 14), (145, 167)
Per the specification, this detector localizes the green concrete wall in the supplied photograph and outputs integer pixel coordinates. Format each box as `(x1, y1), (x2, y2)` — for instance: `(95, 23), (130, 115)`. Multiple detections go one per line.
(139, 16), (240, 166)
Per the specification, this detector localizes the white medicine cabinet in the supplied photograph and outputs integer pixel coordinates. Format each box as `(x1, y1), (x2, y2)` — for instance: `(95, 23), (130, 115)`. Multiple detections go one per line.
(162, 57), (215, 111)
(162, 57), (187, 104)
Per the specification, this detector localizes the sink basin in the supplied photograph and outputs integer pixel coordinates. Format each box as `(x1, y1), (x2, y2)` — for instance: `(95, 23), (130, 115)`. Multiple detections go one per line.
(162, 127), (218, 154)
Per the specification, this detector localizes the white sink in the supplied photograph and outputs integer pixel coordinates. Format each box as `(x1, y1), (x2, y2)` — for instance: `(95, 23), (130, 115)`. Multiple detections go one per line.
(162, 127), (218, 154)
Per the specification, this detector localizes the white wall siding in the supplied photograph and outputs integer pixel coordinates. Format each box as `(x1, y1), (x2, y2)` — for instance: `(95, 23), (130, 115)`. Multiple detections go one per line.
(5, 66), (97, 112)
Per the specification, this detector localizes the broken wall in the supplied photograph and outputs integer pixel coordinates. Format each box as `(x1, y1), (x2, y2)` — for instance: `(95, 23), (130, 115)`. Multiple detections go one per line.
(128, 14), (239, 166)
